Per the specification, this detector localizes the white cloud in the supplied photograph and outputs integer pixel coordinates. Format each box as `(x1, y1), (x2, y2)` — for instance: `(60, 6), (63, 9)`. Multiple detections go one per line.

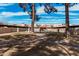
(0, 4), (79, 18)
(70, 19), (79, 21)
(36, 5), (79, 16)
(0, 3), (14, 6)
(8, 20), (31, 24)
(54, 12), (65, 15)
(55, 6), (65, 11)
(69, 12), (79, 15)
(69, 4), (79, 11)
(55, 4), (79, 11)
(0, 12), (29, 17)
(55, 11), (79, 16)
(36, 5), (65, 15)
(22, 19), (31, 21)
(36, 6), (45, 15)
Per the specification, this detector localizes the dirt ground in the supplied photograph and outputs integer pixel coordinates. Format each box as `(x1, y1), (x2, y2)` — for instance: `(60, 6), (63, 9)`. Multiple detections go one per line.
(0, 32), (79, 56)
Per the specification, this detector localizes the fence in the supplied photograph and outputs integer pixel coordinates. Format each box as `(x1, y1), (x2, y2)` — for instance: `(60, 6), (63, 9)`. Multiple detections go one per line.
(0, 24), (79, 34)
(0, 24), (28, 34)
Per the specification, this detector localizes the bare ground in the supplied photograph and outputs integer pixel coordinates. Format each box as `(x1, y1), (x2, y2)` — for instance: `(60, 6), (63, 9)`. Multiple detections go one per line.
(0, 32), (79, 56)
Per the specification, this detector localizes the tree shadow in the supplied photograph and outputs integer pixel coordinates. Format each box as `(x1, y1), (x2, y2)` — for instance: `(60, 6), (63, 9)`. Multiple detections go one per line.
(15, 32), (70, 56)
(0, 32), (79, 56)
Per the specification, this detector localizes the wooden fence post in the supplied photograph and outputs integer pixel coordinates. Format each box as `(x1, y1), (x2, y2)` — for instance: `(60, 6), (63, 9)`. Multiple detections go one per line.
(17, 27), (19, 32)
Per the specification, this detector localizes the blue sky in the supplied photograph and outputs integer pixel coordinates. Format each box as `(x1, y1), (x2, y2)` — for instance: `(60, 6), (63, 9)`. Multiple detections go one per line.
(0, 3), (79, 25)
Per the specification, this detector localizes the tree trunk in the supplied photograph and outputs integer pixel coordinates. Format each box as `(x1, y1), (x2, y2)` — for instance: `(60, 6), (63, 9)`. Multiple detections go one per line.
(65, 3), (70, 36)
(31, 3), (35, 32)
